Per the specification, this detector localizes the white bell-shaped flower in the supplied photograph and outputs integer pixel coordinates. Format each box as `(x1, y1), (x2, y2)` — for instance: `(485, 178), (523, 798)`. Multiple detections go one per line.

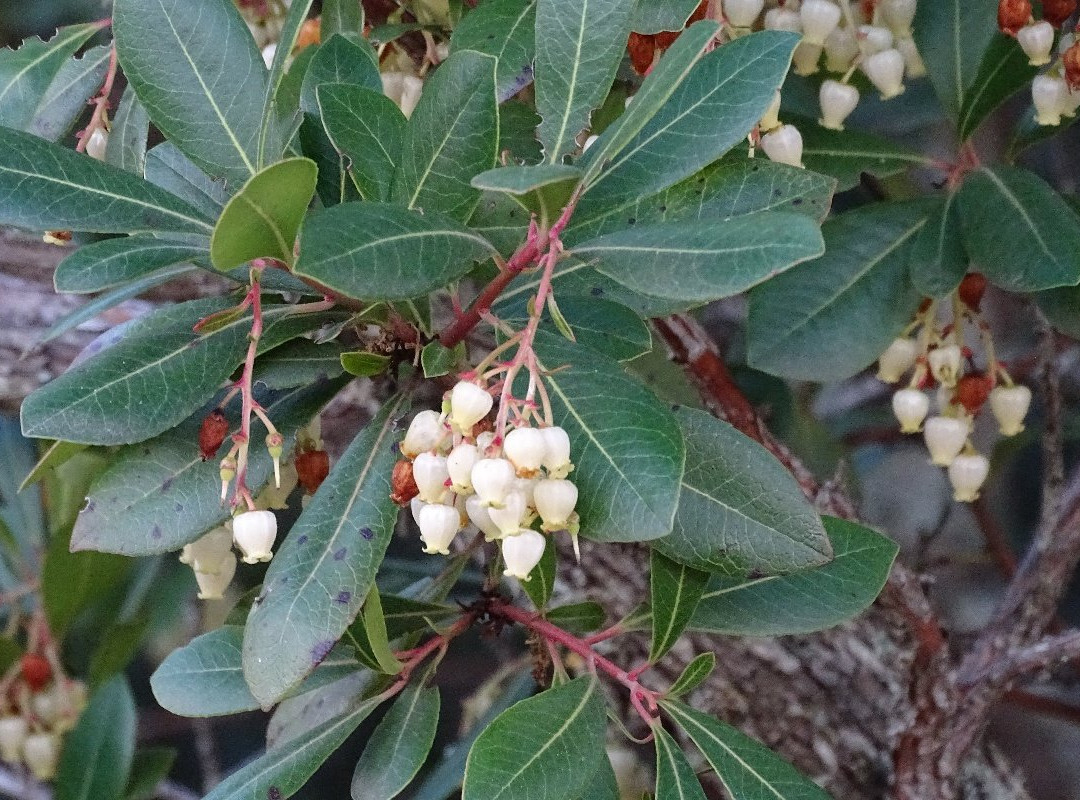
(989, 385), (1032, 436)
(948, 453), (990, 503)
(382, 72), (423, 117)
(514, 476), (538, 508)
(1018, 21), (1055, 66)
(488, 490), (529, 536)
(761, 124), (804, 168)
(471, 458), (517, 507)
(501, 530), (547, 581)
(195, 552), (236, 600)
(819, 80), (860, 130)
(825, 25), (859, 71)
(801, 0), (841, 45)
(759, 89), (783, 132)
(764, 7), (801, 32)
(877, 337), (918, 383)
(881, 0), (917, 35)
(533, 479), (579, 531)
(232, 509), (278, 564)
(449, 381), (493, 433)
(503, 427), (547, 476)
(892, 389), (930, 433)
(928, 344), (962, 387)
(31, 687), (60, 726)
(793, 41), (824, 75)
(0, 716), (27, 763)
(863, 48), (906, 98)
(724, 0), (765, 27)
(22, 733), (59, 781)
(858, 24), (894, 55)
(186, 525), (234, 574)
(924, 416), (970, 466)
(447, 443), (479, 493)
(85, 128), (108, 161)
(540, 426), (573, 478)
(475, 431), (496, 453)
(417, 502), (461, 555)
(1033, 74), (1068, 126)
(466, 494), (504, 541)
(896, 35), (926, 78)
(402, 410), (444, 458)
(413, 452), (450, 503)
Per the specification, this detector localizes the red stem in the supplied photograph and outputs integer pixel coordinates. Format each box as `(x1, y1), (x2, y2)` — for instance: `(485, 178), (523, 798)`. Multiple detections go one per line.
(76, 44), (118, 154)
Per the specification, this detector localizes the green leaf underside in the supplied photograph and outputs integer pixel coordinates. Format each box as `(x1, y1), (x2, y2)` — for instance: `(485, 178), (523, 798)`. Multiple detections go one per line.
(909, 192), (968, 297)
(534, 331), (685, 541)
(70, 377), (345, 555)
(957, 166), (1080, 291)
(654, 725), (708, 800)
(655, 408), (832, 575)
(534, 0), (635, 163)
(54, 677), (136, 800)
(0, 126), (213, 235)
(573, 212), (824, 303)
(912, 0), (998, 121)
(650, 551), (708, 662)
(28, 44), (111, 142)
(243, 395), (408, 708)
(957, 34), (1037, 141)
(150, 626), (359, 717)
(145, 141), (230, 220)
(463, 676), (608, 800)
(107, 84), (150, 176)
(113, 0), (268, 188)
(663, 699), (832, 800)
(748, 200), (928, 382)
(451, 0), (537, 99)
(210, 157), (317, 270)
(54, 236), (208, 293)
(318, 83), (407, 201)
(544, 601), (606, 634)
(796, 120), (928, 192)
(472, 164), (583, 195)
(295, 201), (496, 300)
(351, 684), (440, 800)
(690, 517), (899, 636)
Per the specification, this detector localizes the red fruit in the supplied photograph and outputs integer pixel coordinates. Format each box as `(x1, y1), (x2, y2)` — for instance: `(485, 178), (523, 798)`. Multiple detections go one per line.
(958, 273), (988, 312)
(198, 410), (230, 461)
(955, 372), (994, 414)
(295, 450), (330, 495)
(998, 0), (1033, 34)
(1064, 38), (1080, 89)
(390, 459), (419, 506)
(1042, 0), (1077, 27)
(20, 654), (51, 692)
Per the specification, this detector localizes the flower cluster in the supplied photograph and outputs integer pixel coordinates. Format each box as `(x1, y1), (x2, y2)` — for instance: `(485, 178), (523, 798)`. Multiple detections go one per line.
(998, 0), (1080, 127)
(0, 654), (87, 782)
(395, 379), (579, 582)
(879, 274), (1032, 503)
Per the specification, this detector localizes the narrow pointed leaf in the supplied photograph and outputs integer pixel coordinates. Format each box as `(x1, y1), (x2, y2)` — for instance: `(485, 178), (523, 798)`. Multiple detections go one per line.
(114, 0), (268, 187)
(912, 0), (998, 121)
(106, 85), (150, 176)
(145, 141), (229, 220)
(574, 755), (619, 800)
(667, 652), (716, 697)
(358, 586), (403, 674)
(451, 0), (537, 99)
(351, 684), (440, 800)
(257, 0), (316, 165)
(300, 34), (382, 115)
(909, 192), (968, 297)
(253, 339), (346, 389)
(463, 676), (608, 800)
(27, 44), (111, 142)
(391, 50), (499, 220)
(957, 34), (1037, 141)
(472, 164), (583, 196)
(54, 677), (136, 800)
(654, 726), (708, 800)
(323, 0), (364, 38)
(503, 295), (652, 362)
(54, 235), (208, 293)
(318, 83), (407, 201)
(797, 120), (929, 191)
(649, 551), (708, 662)
(243, 395), (408, 707)
(521, 541), (557, 610)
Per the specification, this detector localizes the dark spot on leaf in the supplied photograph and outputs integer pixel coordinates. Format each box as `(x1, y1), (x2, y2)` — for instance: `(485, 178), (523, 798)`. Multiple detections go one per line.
(774, 189), (783, 197)
(335, 591), (351, 604)
(590, 287), (604, 297)
(174, 503), (183, 512)
(747, 569), (765, 580)
(151, 525), (162, 539)
(83, 499), (95, 513)
(659, 205), (667, 212)
(160, 477), (173, 493)
(143, 448), (151, 456)
(627, 217), (636, 225)
(360, 527), (374, 541)
(311, 640), (334, 664)
(333, 547), (347, 560)
(297, 535), (308, 545)
(792, 197), (804, 205)
(390, 442), (400, 454)
(268, 788), (282, 800)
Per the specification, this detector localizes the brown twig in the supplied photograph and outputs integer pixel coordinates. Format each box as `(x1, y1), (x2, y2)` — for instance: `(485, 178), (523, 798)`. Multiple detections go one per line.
(969, 628), (1080, 687)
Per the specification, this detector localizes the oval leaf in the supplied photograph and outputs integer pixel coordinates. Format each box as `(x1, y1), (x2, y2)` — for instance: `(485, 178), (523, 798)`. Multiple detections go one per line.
(351, 684), (440, 800)
(909, 192), (968, 298)
(650, 550), (708, 663)
(54, 677), (136, 800)
(797, 120), (928, 192)
(654, 725), (708, 800)
(912, 0), (997, 121)
(318, 82), (407, 202)
(451, 0), (537, 100)
(54, 235), (208, 293)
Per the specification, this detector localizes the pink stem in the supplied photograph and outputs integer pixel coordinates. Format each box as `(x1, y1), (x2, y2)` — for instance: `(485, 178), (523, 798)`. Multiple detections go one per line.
(76, 44), (118, 153)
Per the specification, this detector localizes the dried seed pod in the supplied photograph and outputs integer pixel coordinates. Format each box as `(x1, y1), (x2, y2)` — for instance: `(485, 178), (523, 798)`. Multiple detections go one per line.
(199, 410), (230, 460)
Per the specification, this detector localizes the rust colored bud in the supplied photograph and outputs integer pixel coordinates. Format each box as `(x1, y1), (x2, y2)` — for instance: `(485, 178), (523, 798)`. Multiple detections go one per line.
(296, 450), (330, 495)
(1064, 38), (1080, 89)
(20, 654), (51, 692)
(958, 272), (988, 311)
(627, 32), (657, 74)
(390, 459), (420, 506)
(998, 0), (1033, 34)
(954, 372), (994, 414)
(1042, 0), (1077, 27)
(199, 410), (230, 461)
(296, 17), (321, 51)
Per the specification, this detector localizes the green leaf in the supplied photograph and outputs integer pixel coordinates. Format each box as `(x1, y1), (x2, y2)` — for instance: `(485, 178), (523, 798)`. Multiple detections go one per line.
(295, 201), (496, 300)
(472, 164), (583, 196)
(257, 0), (315, 165)
(653, 408), (832, 575)
(300, 34), (382, 116)
(957, 34), (1037, 141)
(0, 126), (214, 235)
(577, 31), (799, 213)
(70, 378), (344, 555)
(89, 615), (150, 686)
(19, 440), (88, 491)
(572, 212), (824, 304)
(662, 699), (831, 800)
(0, 22), (102, 130)
(318, 83), (407, 201)
(521, 540), (557, 610)
(54, 677), (136, 800)
(797, 119), (929, 192)
(451, 0), (537, 99)
(957, 166), (1080, 291)
(380, 593), (458, 639)
(107, 85), (150, 176)
(210, 157), (317, 270)
(912, 0), (998, 121)
(203, 692), (386, 800)
(358, 586), (404, 674)
(150, 626), (359, 717)
(123, 748), (177, 800)
(500, 99), (544, 163)
(666, 652), (716, 697)
(114, 0), (268, 188)
(573, 754), (620, 800)
(653, 725), (708, 800)
(534, 331), (685, 542)
(544, 601), (606, 634)
(421, 340), (467, 378)
(690, 517), (899, 636)
(391, 50), (499, 220)
(54, 236), (208, 293)
(42, 525), (130, 637)
(254, 339), (346, 389)
(145, 141), (229, 220)
(323, 0), (365, 38)
(1037, 285), (1080, 339)
(632, 0), (703, 33)
(650, 551), (708, 662)
(341, 351), (392, 377)
(242, 395), (407, 708)
(28, 44), (111, 142)
(747, 200), (928, 382)
(463, 676), (608, 800)
(351, 683), (440, 800)
(909, 192), (968, 297)
(504, 295), (652, 362)
(534, 0), (635, 162)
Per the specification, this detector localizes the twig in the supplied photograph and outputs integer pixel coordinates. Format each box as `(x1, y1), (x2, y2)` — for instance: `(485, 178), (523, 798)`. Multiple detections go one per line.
(1003, 689), (1080, 726)
(965, 628), (1080, 687)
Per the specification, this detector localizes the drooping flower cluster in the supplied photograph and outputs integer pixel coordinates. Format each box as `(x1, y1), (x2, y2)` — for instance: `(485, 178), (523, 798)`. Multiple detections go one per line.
(997, 0), (1080, 127)
(395, 379), (579, 582)
(879, 274), (1032, 503)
